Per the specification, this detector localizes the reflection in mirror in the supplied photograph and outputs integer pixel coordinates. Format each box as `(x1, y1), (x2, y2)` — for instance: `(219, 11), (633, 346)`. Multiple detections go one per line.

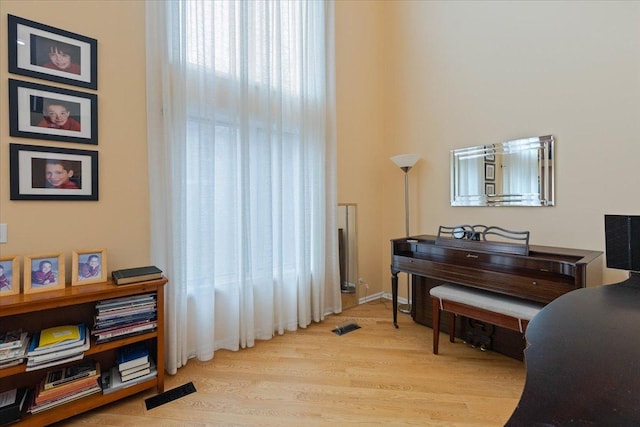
(338, 204), (358, 309)
(451, 135), (554, 206)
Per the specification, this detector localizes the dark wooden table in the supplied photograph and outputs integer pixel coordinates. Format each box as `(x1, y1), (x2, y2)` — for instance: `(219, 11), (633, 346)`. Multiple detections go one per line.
(507, 273), (640, 426)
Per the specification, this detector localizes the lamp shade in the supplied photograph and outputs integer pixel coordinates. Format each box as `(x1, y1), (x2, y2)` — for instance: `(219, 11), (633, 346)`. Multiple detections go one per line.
(391, 154), (420, 169)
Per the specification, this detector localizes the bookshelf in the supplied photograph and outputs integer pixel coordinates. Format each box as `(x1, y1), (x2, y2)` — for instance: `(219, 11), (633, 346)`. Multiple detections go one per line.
(0, 278), (167, 426)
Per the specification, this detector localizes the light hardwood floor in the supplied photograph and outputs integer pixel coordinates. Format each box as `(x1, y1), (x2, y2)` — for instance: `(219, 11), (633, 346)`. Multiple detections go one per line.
(60, 299), (525, 426)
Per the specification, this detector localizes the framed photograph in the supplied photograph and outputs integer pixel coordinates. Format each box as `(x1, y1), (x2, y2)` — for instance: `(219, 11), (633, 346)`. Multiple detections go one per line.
(485, 183), (496, 195)
(9, 79), (98, 145)
(8, 14), (98, 90)
(0, 256), (20, 297)
(10, 143), (99, 201)
(71, 249), (107, 286)
(484, 149), (495, 162)
(485, 163), (495, 181)
(24, 253), (65, 294)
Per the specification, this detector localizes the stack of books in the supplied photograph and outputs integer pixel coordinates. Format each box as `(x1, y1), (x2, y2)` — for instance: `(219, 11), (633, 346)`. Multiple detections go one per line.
(26, 324), (89, 371)
(111, 265), (162, 286)
(100, 343), (157, 394)
(0, 329), (29, 369)
(0, 388), (28, 425)
(28, 360), (101, 414)
(92, 294), (158, 344)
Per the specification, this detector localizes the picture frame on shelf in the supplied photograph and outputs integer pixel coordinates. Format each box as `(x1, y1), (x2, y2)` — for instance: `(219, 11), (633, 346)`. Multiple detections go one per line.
(9, 79), (98, 145)
(71, 249), (107, 286)
(10, 143), (99, 201)
(485, 163), (495, 181)
(24, 253), (65, 294)
(0, 256), (20, 297)
(8, 14), (98, 90)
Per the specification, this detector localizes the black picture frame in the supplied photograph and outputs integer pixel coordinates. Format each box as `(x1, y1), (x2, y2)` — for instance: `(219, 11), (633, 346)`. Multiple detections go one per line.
(8, 14), (98, 90)
(10, 143), (99, 201)
(485, 163), (495, 181)
(485, 182), (496, 195)
(484, 145), (495, 162)
(9, 79), (98, 145)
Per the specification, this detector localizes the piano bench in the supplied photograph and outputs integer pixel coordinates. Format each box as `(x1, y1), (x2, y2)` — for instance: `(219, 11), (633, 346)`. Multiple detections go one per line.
(429, 284), (544, 354)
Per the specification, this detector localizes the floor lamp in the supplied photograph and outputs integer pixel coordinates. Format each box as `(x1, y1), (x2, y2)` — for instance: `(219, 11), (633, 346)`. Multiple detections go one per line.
(391, 154), (420, 314)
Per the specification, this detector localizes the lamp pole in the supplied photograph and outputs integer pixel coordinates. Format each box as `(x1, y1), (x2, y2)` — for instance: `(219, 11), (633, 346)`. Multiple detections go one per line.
(390, 154), (420, 315)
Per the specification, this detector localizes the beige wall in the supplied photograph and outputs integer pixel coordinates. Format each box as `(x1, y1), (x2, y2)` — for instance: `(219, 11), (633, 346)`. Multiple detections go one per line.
(338, 0), (640, 297)
(2, 1), (637, 297)
(0, 2), (150, 279)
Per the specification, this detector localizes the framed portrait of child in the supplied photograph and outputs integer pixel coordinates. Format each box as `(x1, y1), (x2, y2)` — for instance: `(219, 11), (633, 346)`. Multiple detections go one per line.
(72, 249), (107, 286)
(24, 253), (65, 294)
(0, 256), (20, 297)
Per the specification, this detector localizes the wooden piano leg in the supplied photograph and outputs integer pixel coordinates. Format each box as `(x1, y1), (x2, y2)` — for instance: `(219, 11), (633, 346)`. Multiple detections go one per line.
(432, 297), (440, 354)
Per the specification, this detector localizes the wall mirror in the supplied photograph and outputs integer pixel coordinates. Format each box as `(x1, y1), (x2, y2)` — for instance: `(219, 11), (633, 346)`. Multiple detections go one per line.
(338, 204), (358, 309)
(450, 135), (554, 207)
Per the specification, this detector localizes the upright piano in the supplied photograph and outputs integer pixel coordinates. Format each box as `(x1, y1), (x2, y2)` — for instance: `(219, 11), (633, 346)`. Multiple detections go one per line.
(391, 234), (602, 359)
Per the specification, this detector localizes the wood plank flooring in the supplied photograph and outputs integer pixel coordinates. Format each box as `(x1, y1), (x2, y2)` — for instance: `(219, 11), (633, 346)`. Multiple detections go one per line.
(59, 299), (525, 426)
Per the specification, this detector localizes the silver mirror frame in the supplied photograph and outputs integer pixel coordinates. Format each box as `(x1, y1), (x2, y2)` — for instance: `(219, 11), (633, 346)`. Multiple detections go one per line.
(450, 135), (554, 207)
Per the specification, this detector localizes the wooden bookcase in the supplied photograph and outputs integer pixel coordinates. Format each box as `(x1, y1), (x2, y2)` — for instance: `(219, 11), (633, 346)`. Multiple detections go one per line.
(0, 278), (167, 426)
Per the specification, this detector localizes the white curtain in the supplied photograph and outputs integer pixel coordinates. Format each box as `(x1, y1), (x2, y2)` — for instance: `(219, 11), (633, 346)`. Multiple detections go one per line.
(146, 0), (340, 375)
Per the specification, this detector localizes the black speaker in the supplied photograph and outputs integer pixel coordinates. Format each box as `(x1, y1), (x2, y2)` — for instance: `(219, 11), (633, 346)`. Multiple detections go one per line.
(605, 215), (640, 271)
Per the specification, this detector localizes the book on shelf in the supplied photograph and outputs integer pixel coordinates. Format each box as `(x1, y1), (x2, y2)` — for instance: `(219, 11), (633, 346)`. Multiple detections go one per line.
(0, 330), (25, 350)
(120, 361), (150, 377)
(117, 343), (149, 371)
(43, 359), (99, 390)
(0, 388), (28, 425)
(111, 266), (162, 285)
(36, 369), (101, 405)
(28, 382), (101, 414)
(101, 360), (157, 395)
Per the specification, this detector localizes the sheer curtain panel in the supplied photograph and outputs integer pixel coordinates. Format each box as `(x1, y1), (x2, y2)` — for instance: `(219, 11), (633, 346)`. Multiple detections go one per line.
(146, 0), (340, 374)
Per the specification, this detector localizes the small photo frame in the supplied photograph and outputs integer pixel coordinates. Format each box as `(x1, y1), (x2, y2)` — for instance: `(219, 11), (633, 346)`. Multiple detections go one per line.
(485, 182), (496, 195)
(72, 249), (107, 286)
(485, 163), (495, 181)
(24, 253), (65, 294)
(9, 79), (98, 145)
(10, 143), (99, 201)
(484, 144), (495, 162)
(0, 256), (20, 297)
(8, 14), (98, 90)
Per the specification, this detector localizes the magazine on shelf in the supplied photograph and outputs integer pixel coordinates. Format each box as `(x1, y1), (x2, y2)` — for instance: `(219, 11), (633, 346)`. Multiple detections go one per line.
(28, 324), (86, 356)
(0, 330), (26, 350)
(26, 353), (85, 372)
(38, 325), (81, 348)
(96, 293), (156, 310)
(27, 333), (90, 365)
(0, 332), (29, 366)
(29, 383), (101, 414)
(44, 359), (99, 390)
(36, 371), (101, 404)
